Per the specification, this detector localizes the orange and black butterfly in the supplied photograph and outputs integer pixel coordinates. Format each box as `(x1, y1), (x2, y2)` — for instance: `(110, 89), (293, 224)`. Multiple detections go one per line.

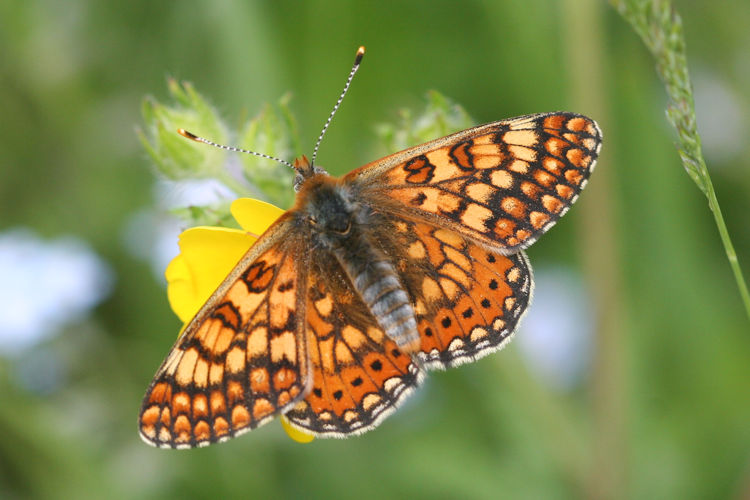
(139, 47), (602, 448)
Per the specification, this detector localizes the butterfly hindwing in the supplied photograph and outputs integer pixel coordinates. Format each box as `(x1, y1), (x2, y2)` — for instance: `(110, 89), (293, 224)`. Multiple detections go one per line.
(283, 257), (421, 437)
(347, 112), (601, 253)
(139, 216), (311, 448)
(370, 217), (533, 369)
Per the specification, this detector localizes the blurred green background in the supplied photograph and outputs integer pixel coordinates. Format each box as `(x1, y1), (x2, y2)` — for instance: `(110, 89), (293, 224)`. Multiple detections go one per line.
(1, 1), (749, 499)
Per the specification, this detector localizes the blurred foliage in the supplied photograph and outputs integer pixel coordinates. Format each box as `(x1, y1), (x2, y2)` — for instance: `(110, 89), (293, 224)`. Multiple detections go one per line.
(374, 90), (475, 153)
(1, 1), (749, 499)
(139, 81), (297, 216)
(139, 80), (231, 184)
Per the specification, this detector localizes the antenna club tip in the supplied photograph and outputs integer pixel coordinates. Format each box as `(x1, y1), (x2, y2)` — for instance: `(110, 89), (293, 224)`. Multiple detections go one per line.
(355, 46), (365, 64)
(177, 128), (198, 141)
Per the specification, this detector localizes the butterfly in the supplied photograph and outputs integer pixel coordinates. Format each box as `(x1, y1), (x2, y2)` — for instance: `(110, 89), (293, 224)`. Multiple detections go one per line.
(139, 46), (602, 448)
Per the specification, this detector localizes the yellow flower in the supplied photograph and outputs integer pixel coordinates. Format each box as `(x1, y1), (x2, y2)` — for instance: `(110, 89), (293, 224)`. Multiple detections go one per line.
(164, 197), (314, 444)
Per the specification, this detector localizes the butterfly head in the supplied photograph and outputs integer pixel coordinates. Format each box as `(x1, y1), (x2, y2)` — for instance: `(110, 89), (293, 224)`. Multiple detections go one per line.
(298, 176), (362, 248)
(293, 155), (329, 192)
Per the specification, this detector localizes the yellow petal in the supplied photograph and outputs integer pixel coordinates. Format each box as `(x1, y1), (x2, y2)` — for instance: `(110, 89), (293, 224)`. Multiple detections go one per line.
(165, 226), (256, 323)
(165, 198), (284, 323)
(231, 198), (286, 236)
(280, 416), (315, 443)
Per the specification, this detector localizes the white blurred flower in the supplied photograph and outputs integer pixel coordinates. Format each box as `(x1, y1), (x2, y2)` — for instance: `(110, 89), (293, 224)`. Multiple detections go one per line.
(154, 178), (237, 210)
(0, 228), (113, 355)
(121, 209), (181, 281)
(517, 266), (593, 391)
(693, 70), (746, 165)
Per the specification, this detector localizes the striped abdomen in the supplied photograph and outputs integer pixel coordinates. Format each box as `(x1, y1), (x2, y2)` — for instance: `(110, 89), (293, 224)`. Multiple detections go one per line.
(333, 239), (419, 352)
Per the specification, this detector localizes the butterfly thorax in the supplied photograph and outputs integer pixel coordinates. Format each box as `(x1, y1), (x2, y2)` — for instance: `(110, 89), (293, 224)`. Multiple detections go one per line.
(295, 175), (421, 353)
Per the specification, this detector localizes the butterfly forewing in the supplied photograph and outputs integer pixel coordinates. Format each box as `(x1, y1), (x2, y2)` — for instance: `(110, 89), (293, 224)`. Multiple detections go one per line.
(348, 112), (601, 254)
(139, 216), (311, 448)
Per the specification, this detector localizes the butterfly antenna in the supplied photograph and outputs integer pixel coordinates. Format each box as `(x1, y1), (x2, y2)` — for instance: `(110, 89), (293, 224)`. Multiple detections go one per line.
(177, 128), (295, 170)
(310, 46), (365, 166)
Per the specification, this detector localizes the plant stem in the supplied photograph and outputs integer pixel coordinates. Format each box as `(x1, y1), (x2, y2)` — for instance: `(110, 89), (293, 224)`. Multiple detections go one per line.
(705, 176), (750, 318)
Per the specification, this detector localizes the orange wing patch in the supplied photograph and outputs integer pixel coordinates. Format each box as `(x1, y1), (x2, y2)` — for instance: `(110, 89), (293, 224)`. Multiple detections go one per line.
(375, 218), (533, 369)
(349, 112), (601, 253)
(139, 230), (310, 449)
(283, 263), (421, 437)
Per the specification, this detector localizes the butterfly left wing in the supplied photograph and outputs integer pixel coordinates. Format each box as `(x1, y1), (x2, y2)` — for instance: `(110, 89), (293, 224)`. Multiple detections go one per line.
(139, 215), (311, 448)
(346, 112), (601, 254)
(283, 257), (421, 437)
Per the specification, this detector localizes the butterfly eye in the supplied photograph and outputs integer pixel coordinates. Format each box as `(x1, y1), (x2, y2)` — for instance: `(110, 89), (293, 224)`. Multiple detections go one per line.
(332, 219), (352, 235)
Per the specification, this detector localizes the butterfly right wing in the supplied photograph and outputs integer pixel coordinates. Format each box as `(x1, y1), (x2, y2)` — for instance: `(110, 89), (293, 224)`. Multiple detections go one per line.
(139, 214), (311, 448)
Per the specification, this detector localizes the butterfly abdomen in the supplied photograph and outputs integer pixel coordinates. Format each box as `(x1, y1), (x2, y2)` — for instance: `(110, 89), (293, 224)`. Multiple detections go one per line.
(354, 260), (419, 350)
(332, 231), (420, 353)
